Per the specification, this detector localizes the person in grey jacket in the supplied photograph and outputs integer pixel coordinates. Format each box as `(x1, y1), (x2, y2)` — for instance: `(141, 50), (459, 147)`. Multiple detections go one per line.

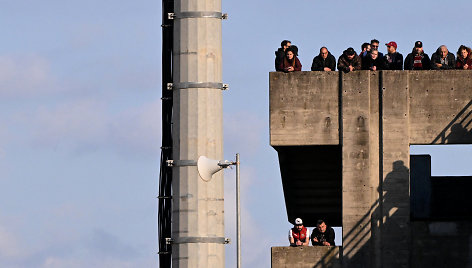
(311, 47), (336, 71)
(431, 45), (455, 70)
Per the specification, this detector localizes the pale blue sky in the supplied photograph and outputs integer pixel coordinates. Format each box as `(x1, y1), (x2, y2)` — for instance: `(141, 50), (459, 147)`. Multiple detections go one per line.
(1, 1), (471, 267)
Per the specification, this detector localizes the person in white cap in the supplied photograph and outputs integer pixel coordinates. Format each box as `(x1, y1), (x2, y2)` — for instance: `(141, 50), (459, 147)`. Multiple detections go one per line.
(288, 218), (310, 246)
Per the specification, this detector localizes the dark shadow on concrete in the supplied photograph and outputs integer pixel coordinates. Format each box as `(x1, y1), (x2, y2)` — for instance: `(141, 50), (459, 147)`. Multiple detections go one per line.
(312, 160), (409, 268)
(432, 100), (472, 144)
(312, 246), (341, 268)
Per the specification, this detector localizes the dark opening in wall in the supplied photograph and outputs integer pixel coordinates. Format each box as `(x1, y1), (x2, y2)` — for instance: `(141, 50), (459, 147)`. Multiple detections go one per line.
(410, 146), (472, 220)
(274, 145), (342, 227)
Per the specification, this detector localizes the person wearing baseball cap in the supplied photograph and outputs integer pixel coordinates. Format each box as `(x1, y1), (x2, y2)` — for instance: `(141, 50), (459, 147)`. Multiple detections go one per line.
(404, 41), (431, 70)
(288, 217), (310, 246)
(384, 41), (403, 70)
(337, 47), (362, 73)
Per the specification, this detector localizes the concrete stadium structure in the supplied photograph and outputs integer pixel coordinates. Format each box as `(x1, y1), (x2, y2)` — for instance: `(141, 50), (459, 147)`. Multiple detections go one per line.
(269, 70), (472, 268)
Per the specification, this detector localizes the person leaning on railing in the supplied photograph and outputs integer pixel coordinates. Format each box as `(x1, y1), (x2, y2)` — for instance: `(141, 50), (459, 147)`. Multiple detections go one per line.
(455, 45), (472, 70)
(289, 218), (310, 247)
(404, 41), (431, 70)
(311, 47), (336, 71)
(311, 219), (335, 246)
(337, 47), (361, 73)
(278, 46), (302, 73)
(431, 45), (456, 70)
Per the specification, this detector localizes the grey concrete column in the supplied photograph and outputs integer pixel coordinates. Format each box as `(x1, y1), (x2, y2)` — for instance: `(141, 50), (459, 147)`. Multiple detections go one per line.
(341, 71), (376, 267)
(172, 0), (224, 267)
(380, 71), (410, 268)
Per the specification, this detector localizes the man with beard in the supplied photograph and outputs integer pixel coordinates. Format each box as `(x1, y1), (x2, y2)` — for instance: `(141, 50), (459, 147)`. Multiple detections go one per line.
(404, 41), (431, 70)
(384, 41), (403, 70)
(337, 47), (361, 73)
(289, 218), (310, 247)
(275, 40), (291, 71)
(311, 47), (336, 71)
(311, 220), (335, 246)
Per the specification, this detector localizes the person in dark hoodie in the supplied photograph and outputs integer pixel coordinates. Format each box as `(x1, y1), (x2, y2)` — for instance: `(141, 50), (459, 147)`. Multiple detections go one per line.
(431, 45), (455, 70)
(404, 41), (431, 70)
(311, 47), (336, 71)
(361, 50), (385, 71)
(275, 40), (291, 71)
(337, 47), (361, 73)
(455, 45), (472, 70)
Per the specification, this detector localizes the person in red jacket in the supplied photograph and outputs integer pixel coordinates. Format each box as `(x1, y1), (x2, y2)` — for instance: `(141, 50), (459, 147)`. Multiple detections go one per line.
(279, 47), (302, 72)
(289, 218), (310, 246)
(456, 45), (472, 70)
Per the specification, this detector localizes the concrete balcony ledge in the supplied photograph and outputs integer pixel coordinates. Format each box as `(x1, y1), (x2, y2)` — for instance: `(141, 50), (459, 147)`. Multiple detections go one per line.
(271, 246), (341, 268)
(270, 70), (472, 146)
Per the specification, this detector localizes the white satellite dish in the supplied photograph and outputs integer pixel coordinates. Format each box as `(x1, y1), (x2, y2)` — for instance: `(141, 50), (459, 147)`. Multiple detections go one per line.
(197, 156), (224, 182)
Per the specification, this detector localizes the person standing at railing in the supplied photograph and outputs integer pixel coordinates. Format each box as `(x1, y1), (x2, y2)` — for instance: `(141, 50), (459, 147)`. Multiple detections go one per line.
(275, 40), (291, 71)
(279, 46), (302, 72)
(404, 41), (431, 70)
(455, 45), (472, 70)
(384, 41), (403, 70)
(431, 45), (456, 70)
(311, 47), (336, 71)
(311, 219), (335, 246)
(337, 47), (361, 73)
(289, 218), (310, 247)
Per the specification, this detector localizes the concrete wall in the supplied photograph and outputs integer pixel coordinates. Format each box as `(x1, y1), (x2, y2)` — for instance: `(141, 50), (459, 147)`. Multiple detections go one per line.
(270, 72), (340, 146)
(271, 246), (341, 268)
(270, 70), (472, 268)
(270, 70), (472, 147)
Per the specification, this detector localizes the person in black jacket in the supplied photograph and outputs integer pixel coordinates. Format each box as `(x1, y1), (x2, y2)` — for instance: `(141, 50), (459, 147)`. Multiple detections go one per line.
(371, 39), (384, 58)
(311, 47), (336, 71)
(275, 40), (291, 71)
(311, 220), (335, 246)
(362, 50), (385, 70)
(359, 42), (371, 60)
(404, 41), (431, 70)
(384, 41), (403, 70)
(431, 45), (456, 70)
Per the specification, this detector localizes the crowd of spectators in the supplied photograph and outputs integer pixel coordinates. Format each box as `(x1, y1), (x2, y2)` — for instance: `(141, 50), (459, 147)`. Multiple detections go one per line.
(289, 218), (335, 247)
(275, 39), (472, 72)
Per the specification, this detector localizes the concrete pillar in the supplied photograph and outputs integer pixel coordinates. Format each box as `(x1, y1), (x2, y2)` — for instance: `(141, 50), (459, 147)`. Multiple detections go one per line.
(341, 71), (376, 267)
(380, 71), (410, 268)
(172, 0), (224, 267)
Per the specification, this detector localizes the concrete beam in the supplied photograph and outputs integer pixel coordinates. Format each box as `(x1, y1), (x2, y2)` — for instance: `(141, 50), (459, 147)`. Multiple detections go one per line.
(271, 246), (341, 268)
(270, 72), (340, 146)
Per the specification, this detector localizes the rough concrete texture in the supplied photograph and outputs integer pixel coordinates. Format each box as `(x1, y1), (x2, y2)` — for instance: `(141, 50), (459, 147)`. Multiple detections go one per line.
(270, 70), (472, 268)
(271, 246), (341, 268)
(172, 0), (225, 267)
(270, 72), (340, 145)
(340, 71), (374, 268)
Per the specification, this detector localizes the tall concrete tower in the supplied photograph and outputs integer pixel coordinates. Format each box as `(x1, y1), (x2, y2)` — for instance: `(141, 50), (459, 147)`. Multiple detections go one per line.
(171, 0), (225, 267)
